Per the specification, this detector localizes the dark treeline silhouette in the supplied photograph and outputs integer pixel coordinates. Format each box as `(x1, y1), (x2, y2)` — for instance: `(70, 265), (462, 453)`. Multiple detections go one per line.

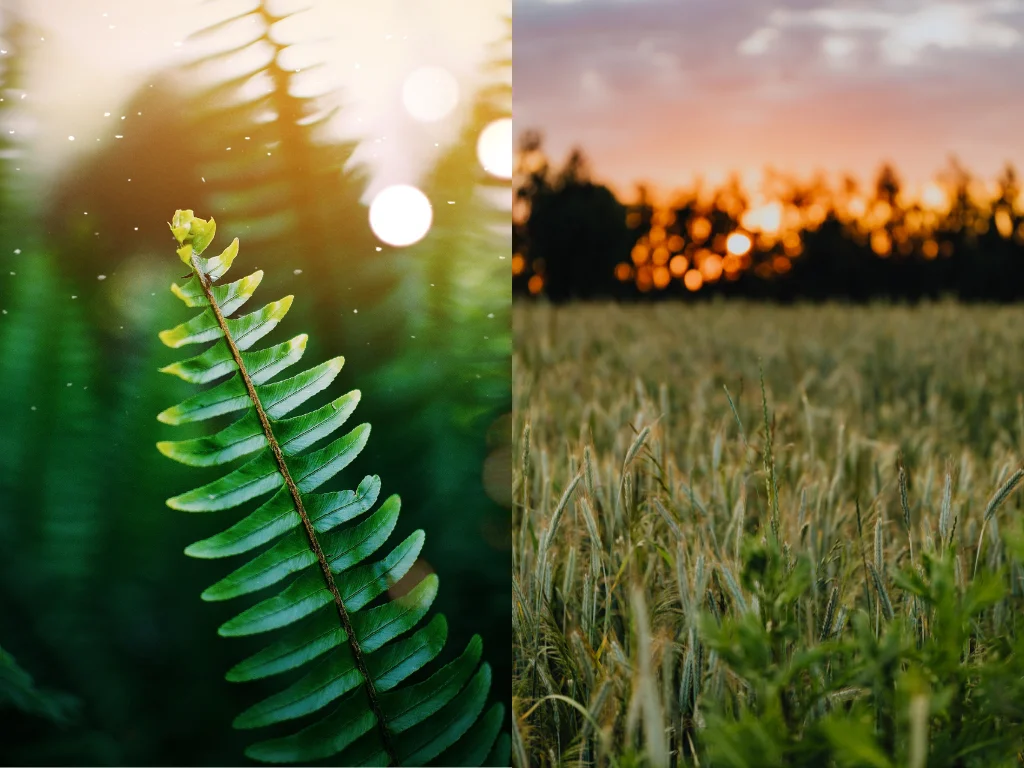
(513, 132), (1024, 302)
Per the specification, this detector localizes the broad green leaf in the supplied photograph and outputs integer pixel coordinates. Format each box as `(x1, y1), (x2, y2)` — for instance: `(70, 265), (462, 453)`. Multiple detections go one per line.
(158, 410), (266, 467)
(366, 613), (447, 692)
(184, 476), (381, 559)
(381, 635), (482, 733)
(395, 665), (492, 766)
(233, 615), (446, 729)
(160, 332), (307, 387)
(352, 575), (438, 654)
(219, 570), (332, 637)
(207, 493), (400, 601)
(202, 532), (315, 602)
(332, 530), (424, 611)
(221, 531), (423, 636)
(158, 307), (222, 349)
(290, 424), (371, 492)
(309, 476), (383, 534)
(337, 665), (492, 768)
(204, 236), (239, 280)
(229, 296), (293, 350)
(167, 450), (281, 512)
(158, 295), (292, 350)
(435, 702), (505, 767)
(234, 652), (363, 730)
(157, 374), (248, 425)
(274, 391), (361, 455)
(259, 357), (345, 418)
(245, 690), (377, 763)
(226, 609), (345, 682)
(483, 732), (511, 768)
(171, 269), (263, 311)
(157, 344), (306, 426)
(322, 494), (400, 573)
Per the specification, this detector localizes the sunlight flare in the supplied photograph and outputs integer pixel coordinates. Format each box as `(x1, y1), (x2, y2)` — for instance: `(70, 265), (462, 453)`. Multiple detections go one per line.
(369, 185), (433, 247)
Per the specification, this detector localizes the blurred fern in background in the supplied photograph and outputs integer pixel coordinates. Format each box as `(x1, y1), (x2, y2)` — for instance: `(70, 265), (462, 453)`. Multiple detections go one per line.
(369, 13), (513, 714)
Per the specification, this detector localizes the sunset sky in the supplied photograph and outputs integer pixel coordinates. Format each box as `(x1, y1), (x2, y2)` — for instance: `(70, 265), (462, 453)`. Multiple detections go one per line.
(516, 0), (1024, 202)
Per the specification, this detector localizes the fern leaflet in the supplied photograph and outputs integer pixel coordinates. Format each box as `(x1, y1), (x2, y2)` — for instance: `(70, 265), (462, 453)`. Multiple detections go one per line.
(156, 210), (508, 765)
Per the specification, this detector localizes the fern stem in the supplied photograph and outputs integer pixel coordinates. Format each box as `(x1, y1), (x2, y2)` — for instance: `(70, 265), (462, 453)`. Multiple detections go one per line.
(192, 260), (398, 766)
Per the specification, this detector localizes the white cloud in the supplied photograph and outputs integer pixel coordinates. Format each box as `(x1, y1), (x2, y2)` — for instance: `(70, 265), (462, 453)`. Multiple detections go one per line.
(738, 27), (779, 56)
(822, 34), (857, 62)
(880, 4), (1020, 65)
(770, 2), (1021, 65)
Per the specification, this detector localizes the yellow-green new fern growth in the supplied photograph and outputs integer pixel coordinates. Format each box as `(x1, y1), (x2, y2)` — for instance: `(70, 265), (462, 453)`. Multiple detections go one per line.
(155, 210), (508, 766)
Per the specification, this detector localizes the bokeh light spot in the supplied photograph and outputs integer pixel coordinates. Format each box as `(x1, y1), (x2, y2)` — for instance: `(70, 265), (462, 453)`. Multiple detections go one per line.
(669, 255), (688, 277)
(653, 265), (671, 289)
(726, 232), (752, 256)
(477, 118), (512, 179)
(683, 269), (703, 292)
(701, 253), (724, 282)
(369, 185), (432, 247)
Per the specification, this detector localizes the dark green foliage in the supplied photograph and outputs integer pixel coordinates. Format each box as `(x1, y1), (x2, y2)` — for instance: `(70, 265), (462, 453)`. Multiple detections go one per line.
(0, 645), (78, 723)
(157, 210), (507, 765)
(699, 543), (1024, 767)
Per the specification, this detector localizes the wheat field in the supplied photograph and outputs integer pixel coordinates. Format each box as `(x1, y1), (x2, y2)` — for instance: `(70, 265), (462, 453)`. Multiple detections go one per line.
(512, 301), (1024, 768)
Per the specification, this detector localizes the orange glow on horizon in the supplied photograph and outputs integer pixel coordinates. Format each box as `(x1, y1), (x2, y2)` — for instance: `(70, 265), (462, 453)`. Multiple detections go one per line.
(669, 254), (688, 277)
(701, 253), (724, 282)
(741, 201), (783, 234)
(637, 266), (654, 292)
(783, 231), (803, 257)
(690, 217), (712, 243)
(871, 229), (892, 257)
(726, 231), (753, 256)
(996, 208), (1014, 238)
(683, 269), (703, 291)
(525, 162), (1024, 296)
(922, 182), (947, 211)
(653, 265), (671, 289)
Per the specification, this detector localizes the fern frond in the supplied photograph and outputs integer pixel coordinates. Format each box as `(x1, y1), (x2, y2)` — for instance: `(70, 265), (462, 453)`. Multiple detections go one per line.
(0, 644), (78, 724)
(156, 210), (507, 765)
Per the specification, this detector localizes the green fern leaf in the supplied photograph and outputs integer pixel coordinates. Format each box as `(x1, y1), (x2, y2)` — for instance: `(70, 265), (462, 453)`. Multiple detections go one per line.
(0, 644), (78, 724)
(156, 210), (506, 765)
